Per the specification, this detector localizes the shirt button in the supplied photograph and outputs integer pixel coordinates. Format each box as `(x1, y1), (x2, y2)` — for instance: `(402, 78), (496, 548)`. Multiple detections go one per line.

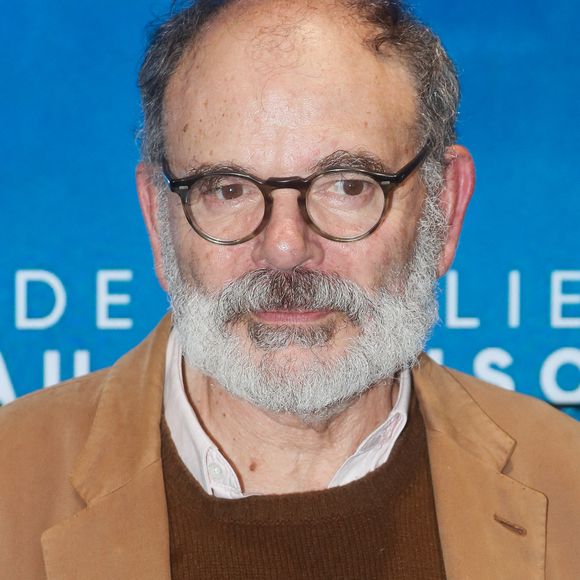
(209, 463), (223, 480)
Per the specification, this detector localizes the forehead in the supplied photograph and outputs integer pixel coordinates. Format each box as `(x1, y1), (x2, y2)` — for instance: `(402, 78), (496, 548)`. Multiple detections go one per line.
(163, 3), (419, 173)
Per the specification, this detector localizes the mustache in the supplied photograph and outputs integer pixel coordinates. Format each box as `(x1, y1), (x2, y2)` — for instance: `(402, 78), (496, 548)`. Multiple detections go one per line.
(214, 268), (377, 326)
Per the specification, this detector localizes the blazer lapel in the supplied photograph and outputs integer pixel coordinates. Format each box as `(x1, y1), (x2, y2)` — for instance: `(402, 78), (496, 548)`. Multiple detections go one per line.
(41, 317), (173, 580)
(41, 462), (170, 580)
(414, 356), (547, 580)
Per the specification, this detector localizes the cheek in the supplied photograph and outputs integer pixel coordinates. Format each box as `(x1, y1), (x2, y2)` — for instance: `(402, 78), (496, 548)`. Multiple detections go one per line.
(197, 247), (252, 289)
(165, 198), (240, 290)
(175, 231), (256, 291)
(320, 219), (418, 290)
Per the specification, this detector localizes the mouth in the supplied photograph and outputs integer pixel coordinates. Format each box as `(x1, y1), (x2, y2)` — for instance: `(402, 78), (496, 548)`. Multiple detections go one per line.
(252, 310), (333, 324)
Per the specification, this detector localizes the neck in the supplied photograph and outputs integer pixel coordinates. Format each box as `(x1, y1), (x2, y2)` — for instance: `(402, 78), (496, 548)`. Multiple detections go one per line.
(183, 364), (398, 494)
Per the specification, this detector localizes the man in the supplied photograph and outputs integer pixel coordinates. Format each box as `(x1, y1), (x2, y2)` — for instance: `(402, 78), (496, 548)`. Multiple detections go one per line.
(1, 0), (578, 578)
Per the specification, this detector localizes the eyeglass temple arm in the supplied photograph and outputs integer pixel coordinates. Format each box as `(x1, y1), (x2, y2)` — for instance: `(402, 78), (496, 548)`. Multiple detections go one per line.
(389, 143), (430, 184)
(161, 158), (199, 199)
(161, 158), (178, 187)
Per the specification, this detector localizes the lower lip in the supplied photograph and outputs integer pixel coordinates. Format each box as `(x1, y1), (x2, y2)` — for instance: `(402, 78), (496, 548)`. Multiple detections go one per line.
(253, 310), (332, 323)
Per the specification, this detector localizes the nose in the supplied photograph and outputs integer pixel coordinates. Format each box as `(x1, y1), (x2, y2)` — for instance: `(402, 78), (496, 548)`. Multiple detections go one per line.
(250, 189), (323, 270)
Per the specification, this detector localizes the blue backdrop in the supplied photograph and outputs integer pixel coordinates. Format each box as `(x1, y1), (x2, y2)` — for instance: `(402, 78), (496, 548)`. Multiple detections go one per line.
(0, 0), (578, 419)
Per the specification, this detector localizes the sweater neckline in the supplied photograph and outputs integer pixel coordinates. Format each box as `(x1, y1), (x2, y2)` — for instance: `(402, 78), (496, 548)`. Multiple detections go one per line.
(160, 394), (427, 525)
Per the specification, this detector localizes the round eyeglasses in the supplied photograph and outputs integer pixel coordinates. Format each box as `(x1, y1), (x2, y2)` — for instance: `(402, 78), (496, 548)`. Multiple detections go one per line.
(162, 144), (429, 245)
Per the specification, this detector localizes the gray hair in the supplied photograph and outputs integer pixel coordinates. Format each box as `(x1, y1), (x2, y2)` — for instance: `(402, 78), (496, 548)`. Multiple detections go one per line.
(138, 0), (459, 195)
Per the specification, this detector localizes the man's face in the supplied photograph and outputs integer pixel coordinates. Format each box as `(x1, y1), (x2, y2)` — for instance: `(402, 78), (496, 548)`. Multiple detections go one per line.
(154, 5), (443, 418)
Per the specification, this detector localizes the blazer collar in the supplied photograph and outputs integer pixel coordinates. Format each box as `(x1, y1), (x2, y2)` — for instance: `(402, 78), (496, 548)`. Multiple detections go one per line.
(413, 355), (547, 579)
(413, 355), (516, 471)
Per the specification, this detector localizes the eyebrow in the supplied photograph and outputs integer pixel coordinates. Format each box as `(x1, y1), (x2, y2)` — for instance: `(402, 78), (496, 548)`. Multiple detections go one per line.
(181, 162), (251, 179)
(180, 149), (393, 180)
(310, 150), (392, 174)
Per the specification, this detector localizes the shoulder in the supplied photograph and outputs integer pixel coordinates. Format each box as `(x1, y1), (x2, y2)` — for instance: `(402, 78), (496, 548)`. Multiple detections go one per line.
(415, 354), (579, 478)
(443, 365), (579, 441)
(437, 364), (580, 484)
(0, 370), (110, 480)
(0, 370), (113, 564)
(0, 369), (108, 438)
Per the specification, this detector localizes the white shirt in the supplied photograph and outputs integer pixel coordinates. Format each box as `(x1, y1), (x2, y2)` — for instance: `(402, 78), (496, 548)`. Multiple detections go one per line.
(163, 330), (411, 498)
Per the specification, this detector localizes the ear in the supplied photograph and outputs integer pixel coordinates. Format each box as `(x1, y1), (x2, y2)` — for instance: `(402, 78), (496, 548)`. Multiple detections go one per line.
(437, 145), (475, 277)
(136, 162), (169, 291)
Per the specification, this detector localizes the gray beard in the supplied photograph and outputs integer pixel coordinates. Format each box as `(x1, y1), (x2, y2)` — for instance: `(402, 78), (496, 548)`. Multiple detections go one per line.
(159, 193), (446, 421)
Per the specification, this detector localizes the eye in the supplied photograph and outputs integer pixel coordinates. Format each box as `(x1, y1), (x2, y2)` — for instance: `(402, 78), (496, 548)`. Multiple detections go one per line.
(322, 175), (376, 198)
(198, 177), (249, 201)
(335, 179), (367, 196)
(216, 183), (245, 201)
(308, 172), (382, 211)
(191, 175), (263, 213)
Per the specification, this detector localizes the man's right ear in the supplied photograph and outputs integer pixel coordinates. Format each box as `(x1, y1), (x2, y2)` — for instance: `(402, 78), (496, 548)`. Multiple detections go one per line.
(136, 162), (169, 291)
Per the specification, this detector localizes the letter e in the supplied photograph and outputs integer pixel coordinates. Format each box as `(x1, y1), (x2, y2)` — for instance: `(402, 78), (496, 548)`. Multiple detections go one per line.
(551, 271), (580, 328)
(96, 270), (134, 330)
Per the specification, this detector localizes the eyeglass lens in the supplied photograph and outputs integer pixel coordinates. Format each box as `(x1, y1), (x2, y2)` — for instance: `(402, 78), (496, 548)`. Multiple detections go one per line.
(185, 171), (386, 242)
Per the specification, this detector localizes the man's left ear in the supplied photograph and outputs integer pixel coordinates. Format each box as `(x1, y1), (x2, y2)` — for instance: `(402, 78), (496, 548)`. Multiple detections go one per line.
(437, 145), (475, 277)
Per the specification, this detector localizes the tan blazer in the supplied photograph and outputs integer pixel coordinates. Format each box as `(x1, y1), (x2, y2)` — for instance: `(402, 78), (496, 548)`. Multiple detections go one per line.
(1, 315), (578, 579)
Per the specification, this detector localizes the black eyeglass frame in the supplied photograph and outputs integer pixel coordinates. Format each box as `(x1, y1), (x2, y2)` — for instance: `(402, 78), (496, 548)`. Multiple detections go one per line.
(161, 143), (430, 245)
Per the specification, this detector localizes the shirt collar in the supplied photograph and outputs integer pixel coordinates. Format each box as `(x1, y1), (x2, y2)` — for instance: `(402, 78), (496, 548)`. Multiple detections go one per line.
(163, 329), (411, 498)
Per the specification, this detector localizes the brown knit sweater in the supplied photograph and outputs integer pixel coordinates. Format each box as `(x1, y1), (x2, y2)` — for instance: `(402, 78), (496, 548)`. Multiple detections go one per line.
(161, 395), (446, 579)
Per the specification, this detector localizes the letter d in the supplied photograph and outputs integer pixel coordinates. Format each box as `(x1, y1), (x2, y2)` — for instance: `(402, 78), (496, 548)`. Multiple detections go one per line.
(15, 270), (67, 330)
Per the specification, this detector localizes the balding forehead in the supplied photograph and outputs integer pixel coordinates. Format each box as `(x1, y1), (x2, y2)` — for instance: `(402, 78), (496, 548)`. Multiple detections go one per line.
(173, 1), (408, 86)
(166, 10), (417, 121)
(183, 0), (381, 70)
(161, 0), (420, 173)
(209, 0), (354, 28)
